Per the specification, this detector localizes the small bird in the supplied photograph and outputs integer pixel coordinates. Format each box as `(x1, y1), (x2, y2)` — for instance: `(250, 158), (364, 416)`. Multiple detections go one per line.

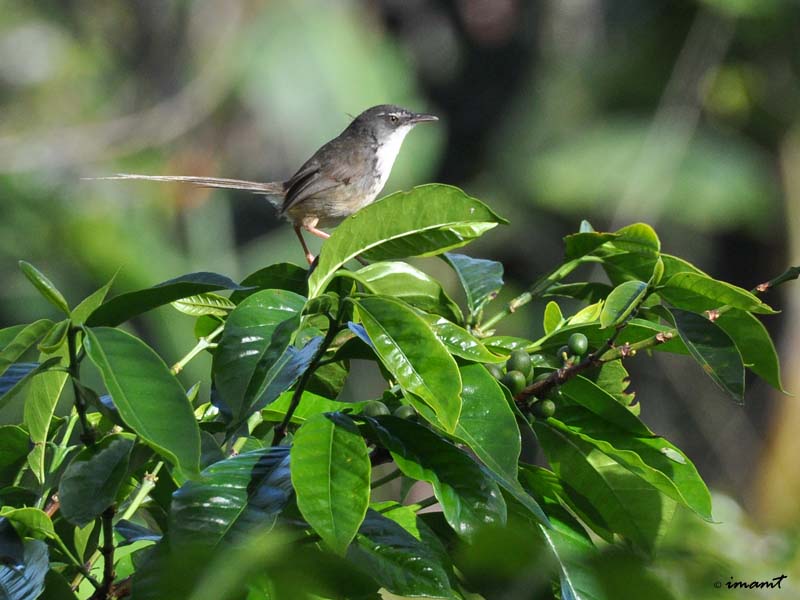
(97, 105), (438, 264)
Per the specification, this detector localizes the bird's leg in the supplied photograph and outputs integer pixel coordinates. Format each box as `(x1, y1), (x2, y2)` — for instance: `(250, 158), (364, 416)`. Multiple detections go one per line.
(294, 226), (315, 265)
(304, 223), (330, 240)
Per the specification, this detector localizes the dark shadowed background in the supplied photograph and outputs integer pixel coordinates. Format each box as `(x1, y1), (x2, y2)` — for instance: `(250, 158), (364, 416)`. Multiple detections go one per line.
(2, 1), (799, 593)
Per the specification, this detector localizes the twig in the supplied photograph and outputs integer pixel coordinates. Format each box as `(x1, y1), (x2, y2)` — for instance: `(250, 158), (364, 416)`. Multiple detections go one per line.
(89, 506), (117, 600)
(412, 496), (440, 511)
(371, 468), (401, 489)
(754, 266), (799, 293)
(171, 324), (224, 375)
(68, 327), (95, 447)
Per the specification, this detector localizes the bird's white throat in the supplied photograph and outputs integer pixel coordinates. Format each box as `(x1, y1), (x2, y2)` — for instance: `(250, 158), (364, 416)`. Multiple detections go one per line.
(374, 124), (413, 191)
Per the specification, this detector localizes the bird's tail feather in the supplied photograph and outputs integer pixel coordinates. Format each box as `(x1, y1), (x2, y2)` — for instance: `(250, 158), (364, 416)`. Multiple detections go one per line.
(88, 174), (285, 197)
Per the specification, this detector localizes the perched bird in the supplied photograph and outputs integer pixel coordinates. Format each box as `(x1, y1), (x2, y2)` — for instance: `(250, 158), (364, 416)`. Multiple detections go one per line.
(96, 104), (438, 264)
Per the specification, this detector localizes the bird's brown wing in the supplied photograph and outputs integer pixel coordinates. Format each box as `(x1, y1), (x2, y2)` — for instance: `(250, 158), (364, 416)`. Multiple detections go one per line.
(89, 174), (285, 196)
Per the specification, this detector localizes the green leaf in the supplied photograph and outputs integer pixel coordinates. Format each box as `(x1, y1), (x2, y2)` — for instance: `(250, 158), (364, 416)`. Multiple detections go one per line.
(86, 272), (249, 327)
(291, 413), (371, 555)
(263, 390), (367, 424)
(169, 447), (292, 549)
(18, 261), (70, 316)
(543, 301), (563, 334)
(347, 509), (453, 599)
(24, 343), (70, 483)
(355, 297), (462, 432)
(441, 252), (504, 314)
(0, 507), (56, 540)
(363, 415), (506, 539)
(0, 358), (61, 411)
(59, 434), (135, 527)
(482, 336), (533, 355)
(355, 261), (463, 322)
(668, 308), (745, 402)
(0, 319), (54, 376)
(560, 375), (651, 436)
(37, 320), (70, 354)
(84, 327), (201, 479)
(211, 289), (306, 423)
(563, 231), (617, 260)
(716, 309), (784, 391)
(0, 426), (31, 483)
(454, 364), (520, 483)
(545, 282), (613, 303)
(231, 263), (309, 303)
(599, 280), (647, 328)
(71, 273), (117, 325)
(660, 272), (775, 314)
(309, 184), (506, 297)
(612, 223), (661, 256)
(0, 539), (48, 600)
(533, 420), (676, 555)
(171, 292), (236, 317)
(420, 314), (504, 363)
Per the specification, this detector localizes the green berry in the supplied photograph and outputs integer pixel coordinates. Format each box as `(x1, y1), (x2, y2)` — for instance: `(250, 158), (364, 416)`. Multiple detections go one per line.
(485, 363), (505, 381)
(567, 333), (589, 356)
(532, 399), (556, 418)
(501, 370), (527, 395)
(362, 400), (390, 417)
(393, 405), (417, 420)
(506, 349), (532, 378)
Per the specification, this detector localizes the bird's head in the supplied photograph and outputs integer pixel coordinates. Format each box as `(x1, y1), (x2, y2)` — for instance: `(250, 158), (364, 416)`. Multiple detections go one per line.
(350, 104), (438, 144)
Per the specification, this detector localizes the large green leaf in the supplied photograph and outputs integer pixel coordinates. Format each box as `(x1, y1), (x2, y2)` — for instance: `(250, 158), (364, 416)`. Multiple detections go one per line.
(420, 314), (504, 363)
(86, 272), (249, 327)
(71, 273), (117, 325)
(211, 289), (306, 423)
(84, 327), (201, 479)
(0, 507), (56, 540)
(716, 309), (784, 390)
(611, 223), (661, 256)
(669, 308), (745, 402)
(560, 376), (651, 436)
(0, 539), (48, 600)
(0, 320), (54, 377)
(59, 434), (135, 527)
(534, 420), (676, 555)
(169, 447), (292, 549)
(355, 261), (462, 322)
(563, 231), (617, 260)
(347, 509), (453, 599)
(454, 364), (520, 483)
(363, 415), (506, 539)
(599, 280), (647, 328)
(441, 252), (504, 315)
(660, 272), (775, 314)
(263, 390), (366, 424)
(291, 413), (371, 555)
(355, 296), (462, 432)
(18, 261), (70, 316)
(308, 184), (506, 297)
(171, 293), (235, 317)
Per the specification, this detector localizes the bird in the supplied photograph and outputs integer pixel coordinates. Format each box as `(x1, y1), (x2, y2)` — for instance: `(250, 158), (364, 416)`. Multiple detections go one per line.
(94, 104), (438, 264)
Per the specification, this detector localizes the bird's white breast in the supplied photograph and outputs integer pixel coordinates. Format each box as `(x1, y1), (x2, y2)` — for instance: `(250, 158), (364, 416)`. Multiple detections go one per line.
(374, 124), (413, 192)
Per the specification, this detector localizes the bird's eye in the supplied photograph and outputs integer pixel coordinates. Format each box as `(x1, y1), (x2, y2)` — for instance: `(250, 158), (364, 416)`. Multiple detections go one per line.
(389, 115), (399, 124)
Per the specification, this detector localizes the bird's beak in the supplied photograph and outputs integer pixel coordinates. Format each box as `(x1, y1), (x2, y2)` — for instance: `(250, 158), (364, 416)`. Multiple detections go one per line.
(409, 112), (439, 124)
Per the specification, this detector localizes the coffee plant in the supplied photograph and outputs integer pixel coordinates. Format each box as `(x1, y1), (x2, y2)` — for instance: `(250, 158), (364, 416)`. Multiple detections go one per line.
(0, 184), (795, 599)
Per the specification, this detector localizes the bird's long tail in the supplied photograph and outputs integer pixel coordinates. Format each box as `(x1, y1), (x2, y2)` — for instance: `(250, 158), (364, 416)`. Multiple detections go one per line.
(88, 173), (285, 197)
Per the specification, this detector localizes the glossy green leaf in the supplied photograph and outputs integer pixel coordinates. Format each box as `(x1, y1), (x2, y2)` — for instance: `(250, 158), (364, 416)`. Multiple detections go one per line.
(363, 415), (506, 539)
(86, 272), (249, 327)
(84, 327), (201, 479)
(560, 376), (651, 436)
(37, 320), (69, 354)
(568, 300), (604, 325)
(599, 280), (647, 328)
(0, 539), (48, 600)
(24, 343), (70, 484)
(59, 434), (135, 527)
(563, 231), (617, 260)
(171, 293), (236, 317)
(534, 420), (676, 554)
(230, 263), (309, 303)
(291, 413), (371, 555)
(0, 507), (56, 540)
(669, 308), (745, 402)
(18, 261), (70, 316)
(543, 301), (563, 334)
(454, 364), (520, 483)
(0, 319), (54, 377)
(612, 223), (661, 256)
(347, 509), (453, 599)
(309, 184), (506, 297)
(660, 272), (775, 314)
(211, 289), (306, 423)
(482, 336), (533, 355)
(170, 447), (292, 549)
(355, 296), (462, 432)
(0, 426), (31, 483)
(442, 252), (504, 314)
(71, 273), (117, 325)
(0, 358), (61, 411)
(355, 261), (462, 322)
(420, 314), (504, 363)
(544, 282), (613, 303)
(716, 309), (784, 390)
(263, 390), (366, 424)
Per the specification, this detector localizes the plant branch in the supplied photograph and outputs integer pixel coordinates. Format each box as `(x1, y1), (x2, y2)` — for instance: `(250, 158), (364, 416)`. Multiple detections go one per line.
(89, 506), (117, 600)
(171, 323), (224, 375)
(412, 496), (440, 511)
(68, 327), (95, 447)
(371, 468), (401, 489)
(121, 461), (163, 521)
(754, 266), (799, 293)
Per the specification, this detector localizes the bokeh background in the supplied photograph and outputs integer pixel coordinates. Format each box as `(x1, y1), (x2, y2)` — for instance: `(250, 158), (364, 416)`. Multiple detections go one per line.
(2, 0), (799, 595)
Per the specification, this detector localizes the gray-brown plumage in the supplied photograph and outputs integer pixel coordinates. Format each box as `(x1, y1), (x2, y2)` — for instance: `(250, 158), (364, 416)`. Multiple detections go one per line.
(93, 105), (438, 264)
